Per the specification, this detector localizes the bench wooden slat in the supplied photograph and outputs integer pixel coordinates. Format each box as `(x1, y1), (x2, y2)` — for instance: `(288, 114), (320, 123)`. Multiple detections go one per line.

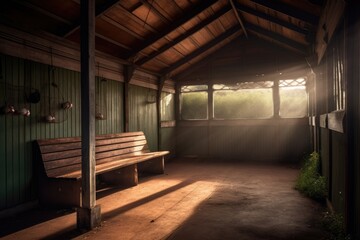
(40, 142), (82, 153)
(44, 156), (81, 170)
(96, 139), (147, 153)
(37, 131), (145, 145)
(54, 151), (170, 179)
(46, 163), (82, 178)
(42, 149), (81, 162)
(39, 135), (146, 154)
(96, 135), (146, 146)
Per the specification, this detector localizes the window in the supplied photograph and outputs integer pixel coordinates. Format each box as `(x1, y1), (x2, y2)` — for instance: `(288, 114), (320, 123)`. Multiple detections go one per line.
(279, 78), (308, 118)
(213, 81), (273, 119)
(180, 85), (208, 120)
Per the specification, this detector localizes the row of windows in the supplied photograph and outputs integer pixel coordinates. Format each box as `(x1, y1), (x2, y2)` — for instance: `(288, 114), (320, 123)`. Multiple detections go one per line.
(180, 79), (308, 120)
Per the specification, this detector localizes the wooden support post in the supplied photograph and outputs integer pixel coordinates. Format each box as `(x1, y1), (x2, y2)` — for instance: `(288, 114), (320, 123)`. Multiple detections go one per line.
(124, 65), (135, 132)
(78, 0), (101, 230)
(273, 80), (280, 118)
(157, 75), (166, 151)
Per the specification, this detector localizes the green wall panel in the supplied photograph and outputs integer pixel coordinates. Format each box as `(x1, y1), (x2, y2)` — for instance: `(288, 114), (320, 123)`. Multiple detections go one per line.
(160, 127), (176, 158)
(331, 131), (346, 215)
(161, 92), (175, 121)
(0, 54), (123, 210)
(128, 85), (158, 151)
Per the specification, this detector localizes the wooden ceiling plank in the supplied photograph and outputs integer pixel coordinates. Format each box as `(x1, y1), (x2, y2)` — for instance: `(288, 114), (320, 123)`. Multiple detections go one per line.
(251, 0), (318, 25)
(245, 23), (307, 54)
(13, 0), (73, 26)
(139, 0), (171, 24)
(235, 2), (308, 35)
(100, 15), (145, 40)
(161, 25), (240, 76)
(114, 4), (157, 33)
(229, 0), (248, 38)
(128, 0), (219, 60)
(135, 5), (232, 66)
(64, 0), (121, 37)
(95, 33), (132, 50)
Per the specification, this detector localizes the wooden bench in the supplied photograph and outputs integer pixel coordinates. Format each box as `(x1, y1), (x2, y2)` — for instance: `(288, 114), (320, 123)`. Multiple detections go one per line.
(34, 131), (169, 207)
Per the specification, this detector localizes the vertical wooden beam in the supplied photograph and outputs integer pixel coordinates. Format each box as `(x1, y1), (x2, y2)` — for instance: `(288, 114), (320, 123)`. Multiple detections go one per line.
(124, 65), (135, 132)
(207, 82), (214, 157)
(273, 80), (280, 118)
(77, 0), (101, 230)
(157, 75), (166, 151)
(229, 0), (248, 38)
(344, 2), (359, 235)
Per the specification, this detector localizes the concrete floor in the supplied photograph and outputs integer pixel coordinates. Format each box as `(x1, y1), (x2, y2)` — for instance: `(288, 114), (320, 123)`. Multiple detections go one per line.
(1, 160), (329, 240)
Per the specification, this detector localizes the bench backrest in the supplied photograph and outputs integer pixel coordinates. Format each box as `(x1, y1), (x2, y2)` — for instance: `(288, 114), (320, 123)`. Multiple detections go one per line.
(35, 131), (150, 178)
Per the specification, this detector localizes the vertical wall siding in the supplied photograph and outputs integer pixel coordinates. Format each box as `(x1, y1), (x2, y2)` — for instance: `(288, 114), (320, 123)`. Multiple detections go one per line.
(177, 122), (310, 162)
(177, 126), (208, 157)
(320, 128), (331, 196)
(160, 92), (175, 121)
(331, 132), (346, 215)
(95, 79), (123, 135)
(128, 85), (158, 151)
(160, 92), (176, 157)
(0, 54), (123, 210)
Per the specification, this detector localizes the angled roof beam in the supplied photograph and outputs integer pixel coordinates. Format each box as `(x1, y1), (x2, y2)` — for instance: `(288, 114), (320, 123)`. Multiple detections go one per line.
(251, 0), (318, 25)
(139, 0), (171, 24)
(135, 5), (232, 66)
(235, 2), (309, 35)
(245, 23), (308, 54)
(64, 0), (121, 37)
(162, 25), (240, 76)
(127, 0), (219, 60)
(13, 0), (73, 26)
(229, 0), (248, 38)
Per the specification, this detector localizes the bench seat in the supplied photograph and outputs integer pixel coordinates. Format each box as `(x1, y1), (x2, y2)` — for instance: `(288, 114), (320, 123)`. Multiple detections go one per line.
(34, 131), (169, 207)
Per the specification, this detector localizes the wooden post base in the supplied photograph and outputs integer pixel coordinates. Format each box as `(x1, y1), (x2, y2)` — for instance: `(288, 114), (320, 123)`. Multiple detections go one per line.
(77, 205), (101, 230)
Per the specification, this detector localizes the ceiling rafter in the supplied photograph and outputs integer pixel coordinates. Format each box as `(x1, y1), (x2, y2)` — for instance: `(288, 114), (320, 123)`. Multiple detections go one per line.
(64, 0), (121, 37)
(245, 23), (308, 54)
(135, 5), (232, 66)
(12, 0), (73, 26)
(127, 0), (220, 60)
(139, 0), (171, 24)
(161, 25), (240, 76)
(251, 0), (318, 25)
(96, 33), (132, 50)
(235, 2), (309, 35)
(114, 4), (158, 33)
(229, 0), (248, 38)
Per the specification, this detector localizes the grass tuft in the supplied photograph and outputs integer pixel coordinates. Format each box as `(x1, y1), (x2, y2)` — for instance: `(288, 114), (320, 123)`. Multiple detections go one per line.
(321, 212), (351, 240)
(295, 152), (327, 201)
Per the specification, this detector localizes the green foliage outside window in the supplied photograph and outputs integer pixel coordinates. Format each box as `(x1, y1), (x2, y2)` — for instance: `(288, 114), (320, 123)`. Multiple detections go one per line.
(214, 89), (273, 119)
(180, 92), (208, 120)
(280, 87), (308, 118)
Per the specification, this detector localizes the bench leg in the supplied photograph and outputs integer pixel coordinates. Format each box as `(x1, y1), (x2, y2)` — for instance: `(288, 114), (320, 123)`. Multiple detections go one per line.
(99, 164), (138, 187)
(39, 178), (81, 207)
(138, 156), (165, 174)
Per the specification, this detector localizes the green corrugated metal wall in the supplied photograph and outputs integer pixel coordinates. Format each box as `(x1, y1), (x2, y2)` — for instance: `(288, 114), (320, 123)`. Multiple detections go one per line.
(0, 54), (123, 210)
(160, 92), (175, 121)
(331, 132), (346, 215)
(128, 85), (158, 151)
(160, 92), (176, 158)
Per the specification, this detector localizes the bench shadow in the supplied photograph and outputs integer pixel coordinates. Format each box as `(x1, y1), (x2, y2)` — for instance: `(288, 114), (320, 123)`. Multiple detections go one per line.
(0, 207), (75, 238)
(1, 178), (194, 240)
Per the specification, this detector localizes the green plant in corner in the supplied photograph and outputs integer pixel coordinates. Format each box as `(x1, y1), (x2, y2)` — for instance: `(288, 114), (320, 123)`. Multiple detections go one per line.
(295, 152), (327, 201)
(321, 212), (351, 240)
